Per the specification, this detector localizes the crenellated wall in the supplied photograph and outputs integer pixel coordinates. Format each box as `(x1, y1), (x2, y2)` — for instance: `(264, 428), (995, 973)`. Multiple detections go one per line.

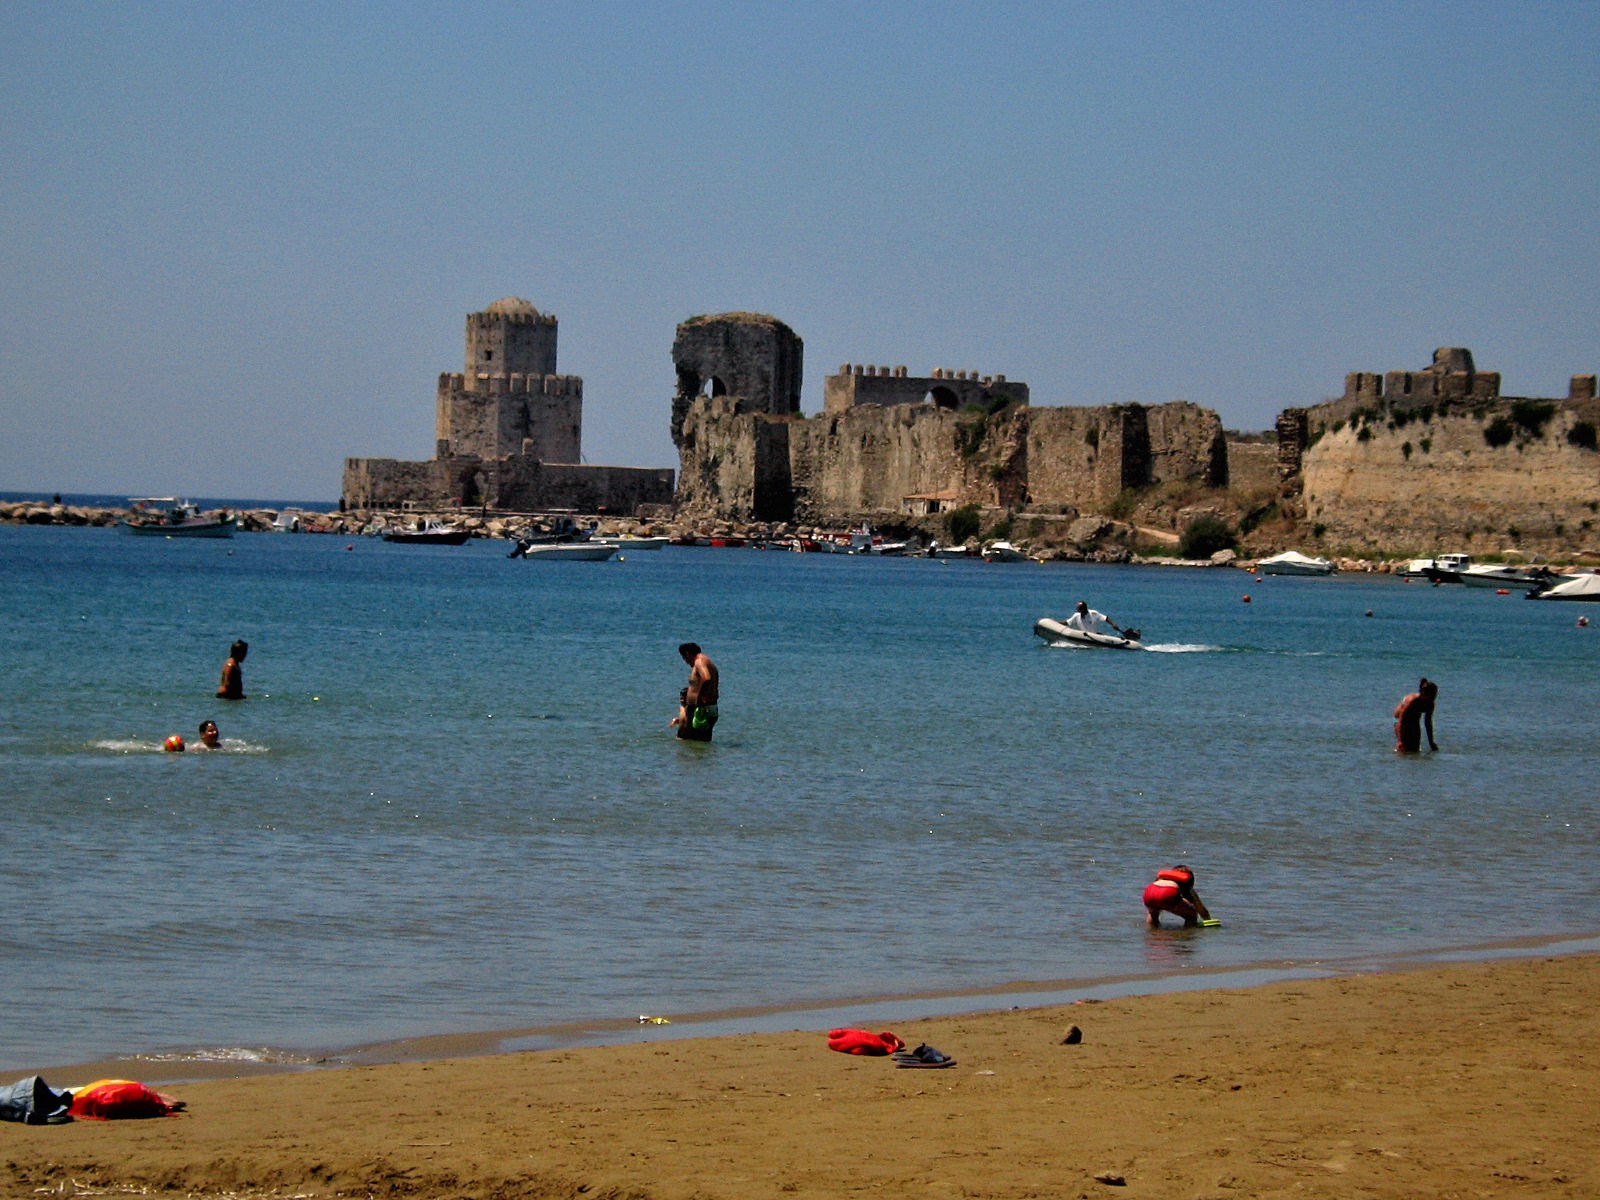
(676, 386), (1229, 524)
(435, 370), (583, 463)
(1281, 349), (1600, 552)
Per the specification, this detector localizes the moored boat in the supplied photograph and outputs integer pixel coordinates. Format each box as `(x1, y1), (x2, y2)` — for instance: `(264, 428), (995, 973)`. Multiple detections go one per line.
(982, 540), (1030, 563)
(1256, 550), (1335, 576)
(1527, 571), (1600, 601)
(1458, 563), (1557, 588)
(514, 541), (618, 561)
(383, 519), (470, 545)
(117, 498), (236, 538)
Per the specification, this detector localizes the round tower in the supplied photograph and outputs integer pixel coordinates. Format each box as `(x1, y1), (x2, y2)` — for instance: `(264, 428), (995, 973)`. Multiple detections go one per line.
(466, 297), (558, 377)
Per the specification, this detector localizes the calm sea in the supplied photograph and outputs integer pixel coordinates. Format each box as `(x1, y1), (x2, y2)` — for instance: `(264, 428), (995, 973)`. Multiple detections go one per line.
(2, 521), (1597, 1075)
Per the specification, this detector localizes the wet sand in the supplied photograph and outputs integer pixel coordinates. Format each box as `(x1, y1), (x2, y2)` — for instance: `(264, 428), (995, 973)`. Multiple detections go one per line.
(5, 952), (1597, 1200)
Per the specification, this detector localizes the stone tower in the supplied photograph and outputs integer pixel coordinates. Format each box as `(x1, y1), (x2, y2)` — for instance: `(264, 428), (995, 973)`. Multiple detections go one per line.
(465, 296), (558, 376)
(670, 313), (803, 447)
(436, 297), (582, 464)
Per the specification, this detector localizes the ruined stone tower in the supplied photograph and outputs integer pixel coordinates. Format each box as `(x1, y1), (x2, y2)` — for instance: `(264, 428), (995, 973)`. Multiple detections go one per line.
(436, 297), (582, 463)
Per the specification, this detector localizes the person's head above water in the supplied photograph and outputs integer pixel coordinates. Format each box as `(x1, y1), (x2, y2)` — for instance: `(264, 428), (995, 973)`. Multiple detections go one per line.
(198, 719), (220, 748)
(678, 642), (701, 662)
(230, 640), (248, 660)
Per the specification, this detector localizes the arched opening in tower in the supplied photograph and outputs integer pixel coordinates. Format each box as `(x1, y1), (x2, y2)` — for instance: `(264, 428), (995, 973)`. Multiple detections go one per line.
(924, 387), (960, 410)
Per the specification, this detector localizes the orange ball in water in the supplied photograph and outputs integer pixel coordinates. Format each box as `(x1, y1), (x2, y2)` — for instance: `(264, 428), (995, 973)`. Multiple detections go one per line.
(164, 734), (186, 752)
(1242, 594), (1252, 603)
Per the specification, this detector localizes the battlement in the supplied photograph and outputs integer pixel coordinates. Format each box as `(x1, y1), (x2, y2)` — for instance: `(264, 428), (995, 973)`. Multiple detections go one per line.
(823, 363), (1027, 415)
(467, 308), (557, 330)
(438, 372), (583, 397)
(838, 362), (1012, 386)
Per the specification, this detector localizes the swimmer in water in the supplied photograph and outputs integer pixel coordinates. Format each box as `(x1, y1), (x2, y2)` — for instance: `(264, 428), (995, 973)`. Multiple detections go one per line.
(217, 639), (248, 700)
(197, 719), (221, 749)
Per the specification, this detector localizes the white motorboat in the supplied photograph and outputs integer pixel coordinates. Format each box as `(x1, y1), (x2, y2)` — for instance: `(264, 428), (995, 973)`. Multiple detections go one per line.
(1528, 571), (1600, 601)
(1430, 553), (1472, 583)
(1457, 563), (1557, 588)
(515, 542), (617, 561)
(982, 540), (1030, 562)
(1033, 617), (1145, 650)
(1256, 550), (1335, 576)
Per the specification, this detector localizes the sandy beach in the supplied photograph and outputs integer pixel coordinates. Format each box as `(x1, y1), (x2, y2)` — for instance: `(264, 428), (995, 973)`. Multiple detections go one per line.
(5, 952), (1597, 1200)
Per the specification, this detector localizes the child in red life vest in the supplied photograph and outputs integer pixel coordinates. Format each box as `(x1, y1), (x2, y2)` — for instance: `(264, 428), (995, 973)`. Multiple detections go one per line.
(1143, 864), (1212, 928)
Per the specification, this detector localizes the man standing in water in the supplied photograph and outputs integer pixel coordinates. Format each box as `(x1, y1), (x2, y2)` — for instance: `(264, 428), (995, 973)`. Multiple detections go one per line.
(1394, 677), (1439, 753)
(217, 640), (248, 700)
(673, 642), (719, 741)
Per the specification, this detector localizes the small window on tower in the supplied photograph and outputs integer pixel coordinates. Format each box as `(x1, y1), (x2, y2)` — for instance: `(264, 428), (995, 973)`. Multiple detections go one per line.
(484, 350), (494, 361)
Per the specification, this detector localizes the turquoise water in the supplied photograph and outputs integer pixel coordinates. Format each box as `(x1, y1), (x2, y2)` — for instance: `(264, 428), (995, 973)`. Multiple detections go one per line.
(2, 524), (1597, 1073)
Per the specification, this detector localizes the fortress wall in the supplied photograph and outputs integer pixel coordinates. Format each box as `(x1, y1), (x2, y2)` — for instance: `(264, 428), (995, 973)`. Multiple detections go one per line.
(1021, 406), (1120, 509)
(436, 374), (583, 461)
(673, 396), (766, 520)
(1143, 401), (1228, 488)
(342, 457), (452, 509)
(822, 366), (1028, 416)
(788, 405), (979, 517)
(497, 461), (674, 515)
(1225, 440), (1281, 495)
(509, 390), (581, 465)
(1301, 403), (1600, 552)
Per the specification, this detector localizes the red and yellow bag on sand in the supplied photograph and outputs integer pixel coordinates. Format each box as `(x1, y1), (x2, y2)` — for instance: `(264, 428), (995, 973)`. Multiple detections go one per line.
(826, 1028), (905, 1056)
(68, 1080), (185, 1119)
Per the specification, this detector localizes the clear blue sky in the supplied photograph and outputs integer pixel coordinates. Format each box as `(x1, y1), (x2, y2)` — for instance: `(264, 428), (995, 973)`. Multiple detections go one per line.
(4, 1), (1596, 502)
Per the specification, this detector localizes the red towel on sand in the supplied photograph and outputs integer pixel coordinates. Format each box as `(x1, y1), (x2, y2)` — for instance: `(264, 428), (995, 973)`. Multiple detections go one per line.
(68, 1080), (185, 1119)
(826, 1028), (905, 1056)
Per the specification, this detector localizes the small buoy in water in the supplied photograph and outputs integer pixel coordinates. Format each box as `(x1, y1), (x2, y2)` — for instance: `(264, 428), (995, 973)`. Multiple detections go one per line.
(1242, 594), (1252, 603)
(346, 543), (354, 551)
(1579, 616), (1590, 627)
(618, 554), (626, 561)
(1365, 610), (1374, 617)
(1496, 588), (1510, 595)
(164, 734), (186, 752)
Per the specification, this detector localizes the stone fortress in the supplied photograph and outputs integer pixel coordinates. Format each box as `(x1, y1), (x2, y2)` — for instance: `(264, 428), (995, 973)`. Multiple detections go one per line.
(671, 312), (1243, 527)
(341, 300), (1598, 557)
(342, 298), (675, 513)
(1277, 347), (1599, 552)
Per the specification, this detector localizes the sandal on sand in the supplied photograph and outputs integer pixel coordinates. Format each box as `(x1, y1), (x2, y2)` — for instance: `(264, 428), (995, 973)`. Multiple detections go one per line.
(892, 1043), (956, 1068)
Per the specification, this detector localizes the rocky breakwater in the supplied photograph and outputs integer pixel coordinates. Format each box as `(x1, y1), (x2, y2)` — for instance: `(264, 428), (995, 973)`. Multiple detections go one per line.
(0, 501), (122, 527)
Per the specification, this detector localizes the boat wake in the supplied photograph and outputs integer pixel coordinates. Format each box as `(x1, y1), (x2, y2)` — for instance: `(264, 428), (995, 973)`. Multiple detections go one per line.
(1142, 643), (1222, 653)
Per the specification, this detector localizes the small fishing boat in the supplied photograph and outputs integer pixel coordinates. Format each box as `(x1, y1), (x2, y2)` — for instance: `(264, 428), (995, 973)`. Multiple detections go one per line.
(383, 520), (470, 545)
(117, 498), (236, 538)
(515, 542), (618, 561)
(1033, 617), (1145, 650)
